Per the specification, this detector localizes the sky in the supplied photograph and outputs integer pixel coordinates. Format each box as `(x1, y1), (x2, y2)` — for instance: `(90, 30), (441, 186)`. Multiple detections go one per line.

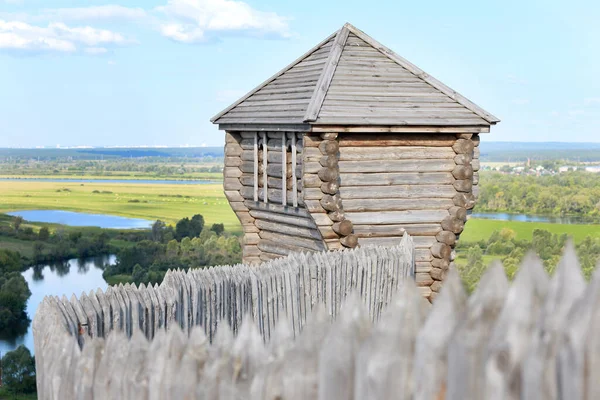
(0, 0), (599, 147)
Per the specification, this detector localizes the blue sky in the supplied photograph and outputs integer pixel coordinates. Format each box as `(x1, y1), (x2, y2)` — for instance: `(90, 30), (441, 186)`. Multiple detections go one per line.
(1, 0), (598, 147)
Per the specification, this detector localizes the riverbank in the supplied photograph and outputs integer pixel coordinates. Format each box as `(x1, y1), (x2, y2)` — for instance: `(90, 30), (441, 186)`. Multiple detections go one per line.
(0, 180), (240, 231)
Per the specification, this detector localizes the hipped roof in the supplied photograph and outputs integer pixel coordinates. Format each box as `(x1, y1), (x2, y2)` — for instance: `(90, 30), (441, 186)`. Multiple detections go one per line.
(211, 23), (499, 128)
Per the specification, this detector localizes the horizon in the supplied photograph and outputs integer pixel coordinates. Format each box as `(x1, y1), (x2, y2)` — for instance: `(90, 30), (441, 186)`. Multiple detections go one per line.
(1, 0), (599, 147)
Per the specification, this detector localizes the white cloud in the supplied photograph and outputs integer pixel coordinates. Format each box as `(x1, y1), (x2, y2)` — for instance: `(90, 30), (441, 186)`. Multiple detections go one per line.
(108, 60), (116, 65)
(85, 47), (108, 55)
(506, 74), (527, 85)
(156, 0), (290, 43)
(512, 98), (530, 105)
(41, 5), (147, 22)
(0, 19), (132, 55)
(568, 110), (585, 116)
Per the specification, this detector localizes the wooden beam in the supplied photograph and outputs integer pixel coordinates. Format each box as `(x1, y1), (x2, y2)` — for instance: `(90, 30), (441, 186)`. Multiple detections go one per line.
(304, 26), (350, 122)
(253, 132), (258, 202)
(218, 124), (311, 132)
(310, 125), (490, 133)
(291, 133), (298, 207)
(281, 132), (287, 206)
(261, 132), (268, 203)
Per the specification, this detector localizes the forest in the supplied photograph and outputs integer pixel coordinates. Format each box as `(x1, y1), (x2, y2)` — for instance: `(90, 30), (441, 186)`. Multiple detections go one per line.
(477, 171), (600, 217)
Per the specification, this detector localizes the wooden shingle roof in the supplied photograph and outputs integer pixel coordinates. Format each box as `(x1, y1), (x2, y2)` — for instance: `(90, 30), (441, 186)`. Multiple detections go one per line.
(212, 23), (499, 129)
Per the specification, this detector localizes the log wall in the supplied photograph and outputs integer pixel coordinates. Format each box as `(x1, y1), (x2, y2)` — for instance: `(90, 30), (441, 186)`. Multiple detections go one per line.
(315, 132), (480, 300)
(225, 131), (326, 263)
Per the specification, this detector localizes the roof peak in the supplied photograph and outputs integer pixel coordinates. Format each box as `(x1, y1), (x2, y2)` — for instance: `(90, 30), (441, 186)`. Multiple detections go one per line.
(212, 23), (499, 126)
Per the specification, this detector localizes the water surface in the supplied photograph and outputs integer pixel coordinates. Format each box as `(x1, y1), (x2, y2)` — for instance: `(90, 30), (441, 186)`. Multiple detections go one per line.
(0, 178), (216, 185)
(471, 212), (600, 225)
(7, 210), (153, 229)
(0, 255), (113, 355)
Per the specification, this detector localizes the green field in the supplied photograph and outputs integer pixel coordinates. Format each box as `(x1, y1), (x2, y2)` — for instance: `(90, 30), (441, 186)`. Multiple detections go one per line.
(0, 172), (223, 181)
(0, 181), (240, 232)
(461, 218), (600, 243)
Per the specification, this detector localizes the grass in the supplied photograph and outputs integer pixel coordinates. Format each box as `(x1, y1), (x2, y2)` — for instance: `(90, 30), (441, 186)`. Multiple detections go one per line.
(104, 274), (133, 286)
(461, 218), (600, 243)
(0, 181), (240, 233)
(0, 388), (37, 400)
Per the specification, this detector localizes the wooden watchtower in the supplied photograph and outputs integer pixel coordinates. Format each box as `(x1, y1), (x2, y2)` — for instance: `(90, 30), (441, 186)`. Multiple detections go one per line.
(211, 23), (499, 299)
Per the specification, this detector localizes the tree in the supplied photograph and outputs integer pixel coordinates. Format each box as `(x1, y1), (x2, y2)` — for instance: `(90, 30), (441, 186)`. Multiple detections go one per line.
(210, 223), (225, 236)
(151, 220), (166, 242)
(1, 345), (36, 394)
(189, 214), (205, 238)
(175, 217), (191, 240)
(38, 226), (50, 241)
(12, 216), (23, 233)
(33, 242), (45, 262)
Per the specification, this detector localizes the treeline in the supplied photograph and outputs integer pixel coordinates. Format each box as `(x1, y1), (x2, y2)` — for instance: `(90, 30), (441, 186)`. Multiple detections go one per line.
(457, 228), (600, 292)
(103, 215), (242, 285)
(0, 249), (31, 336)
(0, 345), (36, 397)
(478, 171), (600, 216)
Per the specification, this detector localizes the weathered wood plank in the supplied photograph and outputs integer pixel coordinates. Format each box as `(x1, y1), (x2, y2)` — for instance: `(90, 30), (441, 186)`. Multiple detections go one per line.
(343, 198), (453, 212)
(339, 185), (456, 199)
(352, 223), (442, 237)
(338, 159), (455, 173)
(340, 172), (454, 186)
(345, 210), (449, 225)
(338, 146), (456, 160)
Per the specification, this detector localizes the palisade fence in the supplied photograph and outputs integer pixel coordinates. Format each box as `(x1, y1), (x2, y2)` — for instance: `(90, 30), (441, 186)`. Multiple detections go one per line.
(33, 238), (600, 400)
(33, 236), (415, 399)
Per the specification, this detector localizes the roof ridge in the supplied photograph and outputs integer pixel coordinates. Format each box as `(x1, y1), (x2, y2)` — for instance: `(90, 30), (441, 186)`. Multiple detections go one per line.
(303, 26), (350, 122)
(342, 24), (500, 124)
(211, 29), (339, 123)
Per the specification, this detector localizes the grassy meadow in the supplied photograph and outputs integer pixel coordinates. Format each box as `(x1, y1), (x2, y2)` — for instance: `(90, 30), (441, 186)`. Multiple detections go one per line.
(0, 181), (240, 232)
(461, 218), (600, 243)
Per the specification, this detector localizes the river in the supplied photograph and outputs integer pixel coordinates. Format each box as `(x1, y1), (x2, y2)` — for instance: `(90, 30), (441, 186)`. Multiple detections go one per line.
(0, 255), (114, 355)
(470, 212), (600, 225)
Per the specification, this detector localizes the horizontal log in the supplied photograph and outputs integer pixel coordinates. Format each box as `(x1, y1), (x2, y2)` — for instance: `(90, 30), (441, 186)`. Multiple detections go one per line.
(224, 190), (244, 202)
(321, 181), (339, 195)
(225, 131), (241, 143)
(453, 193), (468, 208)
(455, 133), (473, 139)
(303, 134), (321, 147)
(242, 224), (259, 234)
(416, 273), (434, 287)
(303, 188), (324, 200)
(338, 133), (456, 147)
(472, 134), (481, 147)
(243, 200), (311, 218)
(317, 226), (339, 240)
(473, 185), (480, 198)
(255, 220), (322, 241)
(416, 249), (432, 262)
(452, 139), (475, 154)
(243, 256), (262, 265)
(339, 185), (457, 199)
(340, 234), (358, 248)
(449, 206), (467, 221)
(325, 239), (344, 251)
(311, 125), (491, 133)
(225, 145), (243, 157)
(431, 267), (444, 281)
(345, 210), (449, 225)
(235, 211), (255, 225)
(304, 162), (321, 174)
(303, 147), (322, 159)
(436, 231), (457, 246)
(243, 233), (260, 246)
(359, 236), (437, 248)
(338, 146), (455, 161)
(473, 147), (480, 159)
(431, 243), (451, 259)
(338, 159), (455, 173)
(319, 155), (338, 168)
(312, 213), (333, 226)
(452, 165), (473, 180)
(332, 220), (353, 236)
(243, 245), (261, 257)
(249, 210), (317, 229)
(229, 201), (247, 212)
(441, 216), (465, 234)
(320, 194), (342, 212)
(340, 172), (454, 186)
(432, 258), (450, 270)
(453, 179), (473, 193)
(240, 186), (304, 206)
(303, 174), (322, 188)
(416, 262), (433, 273)
(258, 230), (326, 252)
(328, 210), (345, 222)
(319, 140), (339, 155)
(342, 198), (453, 212)
(225, 156), (242, 167)
(258, 239), (304, 256)
(240, 175), (295, 190)
(318, 167), (339, 182)
(453, 153), (472, 165)
(473, 172), (480, 185)
(431, 281), (443, 293)
(240, 161), (301, 177)
(303, 199), (326, 213)
(352, 224), (442, 237)
(224, 178), (242, 190)
(472, 159), (480, 172)
(224, 167), (242, 178)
